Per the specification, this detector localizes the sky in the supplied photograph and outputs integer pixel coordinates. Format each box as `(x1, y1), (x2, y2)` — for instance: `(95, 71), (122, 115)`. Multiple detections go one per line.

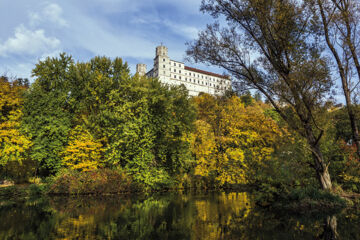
(0, 0), (225, 80)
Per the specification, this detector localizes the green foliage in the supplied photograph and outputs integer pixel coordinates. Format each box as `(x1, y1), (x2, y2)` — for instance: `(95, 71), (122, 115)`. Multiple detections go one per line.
(19, 53), (196, 189)
(277, 187), (347, 212)
(331, 106), (360, 143)
(102, 78), (194, 188)
(287, 187), (342, 202)
(22, 54), (73, 176)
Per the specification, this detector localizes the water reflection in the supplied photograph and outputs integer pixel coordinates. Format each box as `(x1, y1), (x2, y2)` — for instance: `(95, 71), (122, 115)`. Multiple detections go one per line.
(319, 216), (338, 240)
(0, 192), (359, 239)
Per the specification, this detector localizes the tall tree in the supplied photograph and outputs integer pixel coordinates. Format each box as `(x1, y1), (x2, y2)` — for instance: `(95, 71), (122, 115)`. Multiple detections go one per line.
(314, 0), (360, 157)
(187, 0), (333, 189)
(22, 54), (73, 176)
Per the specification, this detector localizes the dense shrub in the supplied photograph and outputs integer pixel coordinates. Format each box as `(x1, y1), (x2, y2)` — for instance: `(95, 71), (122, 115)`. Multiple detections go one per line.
(47, 168), (140, 195)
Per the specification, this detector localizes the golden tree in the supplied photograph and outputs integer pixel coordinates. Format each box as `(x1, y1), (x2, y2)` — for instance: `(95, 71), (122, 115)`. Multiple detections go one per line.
(191, 94), (284, 185)
(0, 77), (31, 166)
(61, 125), (104, 171)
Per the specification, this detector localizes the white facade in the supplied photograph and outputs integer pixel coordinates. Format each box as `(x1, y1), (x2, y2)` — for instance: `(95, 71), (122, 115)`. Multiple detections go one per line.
(136, 45), (231, 96)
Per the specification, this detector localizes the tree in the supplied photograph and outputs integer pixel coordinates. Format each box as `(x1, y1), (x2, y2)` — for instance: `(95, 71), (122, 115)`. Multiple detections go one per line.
(61, 125), (104, 172)
(0, 77), (32, 182)
(313, 0), (360, 157)
(22, 54), (73, 176)
(191, 94), (283, 186)
(187, 0), (333, 189)
(0, 77), (32, 177)
(99, 75), (196, 188)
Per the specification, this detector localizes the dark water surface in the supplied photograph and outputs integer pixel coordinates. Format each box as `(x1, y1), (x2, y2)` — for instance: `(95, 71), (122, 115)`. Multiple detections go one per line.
(0, 191), (359, 239)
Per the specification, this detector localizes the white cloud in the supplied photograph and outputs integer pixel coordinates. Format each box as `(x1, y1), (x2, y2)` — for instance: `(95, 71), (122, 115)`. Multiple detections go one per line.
(71, 17), (155, 59)
(43, 3), (68, 27)
(163, 20), (199, 39)
(130, 15), (199, 39)
(0, 25), (61, 57)
(29, 3), (68, 27)
(87, 0), (202, 14)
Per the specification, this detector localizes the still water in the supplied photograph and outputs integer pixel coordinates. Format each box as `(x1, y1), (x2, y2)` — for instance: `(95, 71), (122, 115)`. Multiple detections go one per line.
(0, 191), (359, 240)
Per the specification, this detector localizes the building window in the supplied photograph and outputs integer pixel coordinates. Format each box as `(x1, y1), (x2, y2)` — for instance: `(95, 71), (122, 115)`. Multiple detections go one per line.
(179, 70), (181, 73)
(179, 63), (181, 67)
(179, 76), (181, 80)
(163, 58), (165, 61)
(174, 69), (176, 72)
(185, 78), (187, 81)
(174, 75), (176, 78)
(163, 65), (165, 68)
(174, 63), (176, 66)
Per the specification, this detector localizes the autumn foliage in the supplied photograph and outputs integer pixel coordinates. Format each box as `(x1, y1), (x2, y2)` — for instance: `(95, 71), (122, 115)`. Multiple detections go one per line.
(61, 125), (104, 172)
(0, 77), (31, 167)
(191, 94), (284, 186)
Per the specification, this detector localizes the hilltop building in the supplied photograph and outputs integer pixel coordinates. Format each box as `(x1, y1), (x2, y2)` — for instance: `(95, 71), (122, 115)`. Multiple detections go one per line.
(136, 45), (231, 96)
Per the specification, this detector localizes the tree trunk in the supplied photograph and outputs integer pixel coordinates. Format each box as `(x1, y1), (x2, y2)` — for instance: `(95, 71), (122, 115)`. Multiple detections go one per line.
(317, 0), (360, 159)
(305, 123), (333, 190)
(310, 144), (333, 190)
(345, 102), (360, 158)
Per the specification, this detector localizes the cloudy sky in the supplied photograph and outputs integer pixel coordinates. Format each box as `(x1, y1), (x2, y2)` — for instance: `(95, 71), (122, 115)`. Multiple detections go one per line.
(0, 0), (224, 80)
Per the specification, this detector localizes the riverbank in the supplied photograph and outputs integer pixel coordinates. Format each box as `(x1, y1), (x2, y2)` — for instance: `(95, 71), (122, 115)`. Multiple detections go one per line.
(1, 182), (357, 216)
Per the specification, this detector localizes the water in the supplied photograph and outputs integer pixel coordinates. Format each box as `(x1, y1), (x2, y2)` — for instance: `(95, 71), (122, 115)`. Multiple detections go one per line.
(0, 191), (359, 239)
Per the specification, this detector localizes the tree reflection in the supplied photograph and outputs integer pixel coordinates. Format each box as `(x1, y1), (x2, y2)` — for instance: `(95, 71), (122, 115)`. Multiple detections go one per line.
(318, 216), (338, 240)
(0, 192), (359, 239)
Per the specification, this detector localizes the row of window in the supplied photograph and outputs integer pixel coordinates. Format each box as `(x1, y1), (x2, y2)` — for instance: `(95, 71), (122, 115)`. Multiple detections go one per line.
(180, 82), (229, 91)
(171, 74), (229, 89)
(163, 58), (184, 68)
(161, 63), (227, 83)
(164, 69), (229, 85)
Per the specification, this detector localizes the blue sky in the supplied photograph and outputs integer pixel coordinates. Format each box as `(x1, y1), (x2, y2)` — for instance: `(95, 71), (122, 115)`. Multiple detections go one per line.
(0, 0), (225, 79)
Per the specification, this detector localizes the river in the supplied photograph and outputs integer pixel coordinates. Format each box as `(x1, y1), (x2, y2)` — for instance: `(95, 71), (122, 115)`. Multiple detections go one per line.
(0, 191), (359, 239)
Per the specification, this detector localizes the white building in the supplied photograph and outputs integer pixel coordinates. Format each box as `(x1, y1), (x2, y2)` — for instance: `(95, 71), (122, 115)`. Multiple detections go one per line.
(136, 45), (231, 96)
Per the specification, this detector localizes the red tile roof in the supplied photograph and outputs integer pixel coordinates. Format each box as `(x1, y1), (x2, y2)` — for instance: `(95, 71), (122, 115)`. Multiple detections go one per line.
(184, 66), (230, 79)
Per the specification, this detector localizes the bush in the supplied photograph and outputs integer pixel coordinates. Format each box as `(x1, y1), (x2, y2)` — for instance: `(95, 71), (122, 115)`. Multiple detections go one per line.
(28, 184), (48, 196)
(0, 186), (27, 199)
(47, 168), (140, 195)
(275, 187), (347, 212)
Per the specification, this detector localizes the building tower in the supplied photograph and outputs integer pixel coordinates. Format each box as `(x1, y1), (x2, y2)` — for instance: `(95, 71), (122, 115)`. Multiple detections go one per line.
(136, 63), (147, 76)
(154, 45), (170, 83)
